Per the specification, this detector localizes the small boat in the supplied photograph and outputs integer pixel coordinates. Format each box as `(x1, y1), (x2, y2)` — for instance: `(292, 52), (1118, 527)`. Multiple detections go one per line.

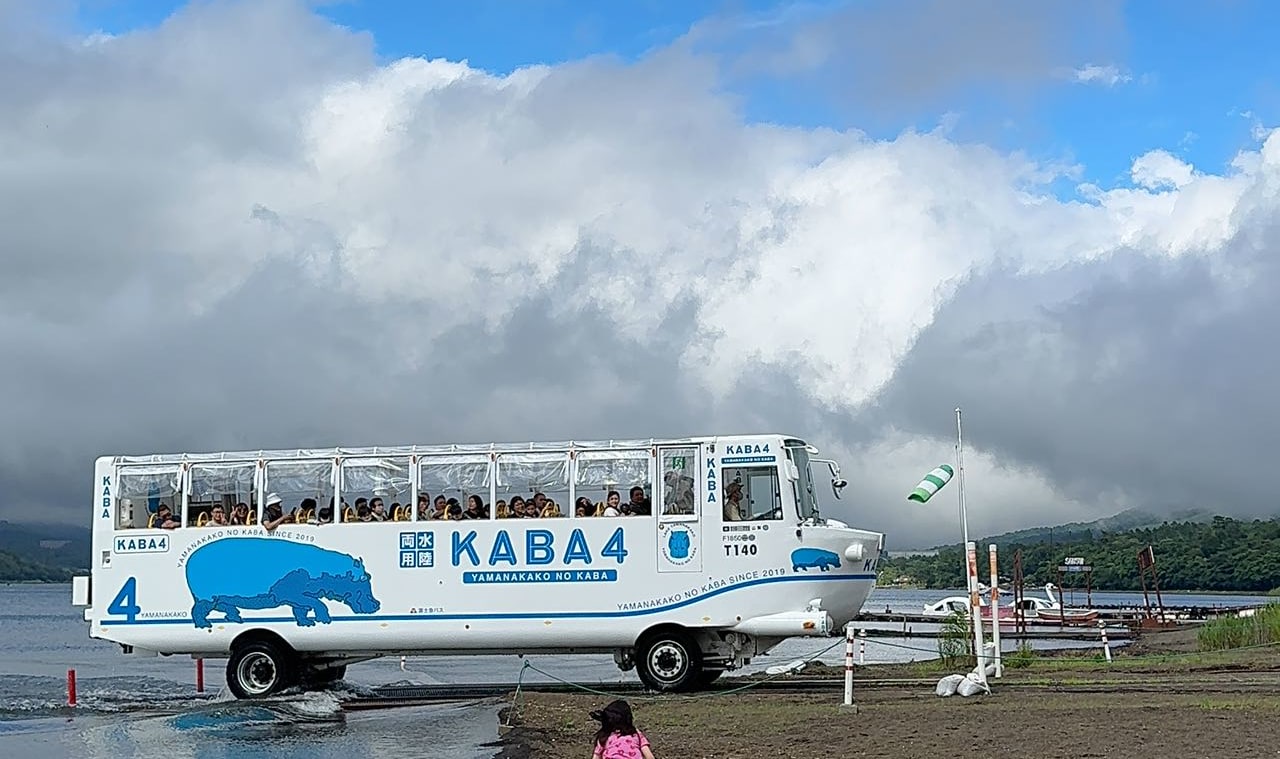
(922, 583), (1098, 625)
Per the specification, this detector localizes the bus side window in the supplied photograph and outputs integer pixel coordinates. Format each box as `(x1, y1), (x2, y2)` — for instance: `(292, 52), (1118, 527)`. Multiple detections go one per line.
(116, 466), (182, 530)
(723, 465), (783, 521)
(659, 448), (696, 516)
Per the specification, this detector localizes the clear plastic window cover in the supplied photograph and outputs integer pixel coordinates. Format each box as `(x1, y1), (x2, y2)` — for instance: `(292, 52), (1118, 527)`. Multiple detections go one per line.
(419, 457), (492, 492)
(497, 452), (569, 487)
(342, 458), (411, 496)
(108, 439), (677, 465)
(264, 460), (333, 495)
(116, 465), (181, 498)
(189, 463), (254, 498)
(574, 450), (651, 487)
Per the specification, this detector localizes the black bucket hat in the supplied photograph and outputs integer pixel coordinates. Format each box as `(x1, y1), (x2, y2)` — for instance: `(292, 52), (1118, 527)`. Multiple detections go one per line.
(589, 699), (632, 723)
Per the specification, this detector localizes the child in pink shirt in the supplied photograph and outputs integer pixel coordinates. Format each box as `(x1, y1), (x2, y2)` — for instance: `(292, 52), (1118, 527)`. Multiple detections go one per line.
(589, 699), (656, 759)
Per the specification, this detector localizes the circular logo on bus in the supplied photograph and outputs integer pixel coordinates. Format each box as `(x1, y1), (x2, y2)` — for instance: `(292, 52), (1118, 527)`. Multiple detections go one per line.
(661, 524), (697, 566)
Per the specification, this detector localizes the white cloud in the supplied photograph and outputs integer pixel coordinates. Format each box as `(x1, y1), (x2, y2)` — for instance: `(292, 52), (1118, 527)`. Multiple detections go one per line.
(2, 1), (1280, 543)
(1071, 63), (1131, 87)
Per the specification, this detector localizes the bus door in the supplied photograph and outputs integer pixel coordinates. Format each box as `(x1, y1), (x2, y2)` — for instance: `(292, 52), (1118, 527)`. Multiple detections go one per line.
(655, 445), (702, 573)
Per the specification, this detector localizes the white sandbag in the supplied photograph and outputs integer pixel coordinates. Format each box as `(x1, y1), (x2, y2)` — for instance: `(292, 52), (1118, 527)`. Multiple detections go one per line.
(764, 659), (807, 676)
(935, 674), (964, 697)
(956, 674), (986, 697)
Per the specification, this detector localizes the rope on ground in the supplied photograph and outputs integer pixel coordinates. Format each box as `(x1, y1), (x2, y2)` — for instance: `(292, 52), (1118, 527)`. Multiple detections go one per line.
(505, 634), (849, 716)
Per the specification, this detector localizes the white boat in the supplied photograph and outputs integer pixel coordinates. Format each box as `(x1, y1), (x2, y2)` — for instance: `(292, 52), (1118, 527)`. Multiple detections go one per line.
(923, 583), (1098, 625)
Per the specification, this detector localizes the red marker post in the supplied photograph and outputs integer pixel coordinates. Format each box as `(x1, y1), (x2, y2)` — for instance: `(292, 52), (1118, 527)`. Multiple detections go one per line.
(67, 669), (77, 706)
(196, 659), (205, 693)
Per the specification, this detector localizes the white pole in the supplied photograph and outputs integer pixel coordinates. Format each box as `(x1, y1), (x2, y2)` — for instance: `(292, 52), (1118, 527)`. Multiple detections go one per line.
(958, 409), (986, 685)
(966, 541), (987, 685)
(956, 408), (970, 548)
(843, 624), (855, 707)
(1099, 620), (1112, 663)
(859, 628), (866, 665)
(989, 543), (1003, 678)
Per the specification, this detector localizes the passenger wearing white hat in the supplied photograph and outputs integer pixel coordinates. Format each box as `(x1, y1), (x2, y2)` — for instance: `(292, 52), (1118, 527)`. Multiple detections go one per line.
(262, 493), (287, 531)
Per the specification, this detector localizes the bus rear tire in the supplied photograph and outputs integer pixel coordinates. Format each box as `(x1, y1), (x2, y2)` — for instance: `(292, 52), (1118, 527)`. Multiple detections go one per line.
(636, 629), (702, 692)
(226, 639), (294, 699)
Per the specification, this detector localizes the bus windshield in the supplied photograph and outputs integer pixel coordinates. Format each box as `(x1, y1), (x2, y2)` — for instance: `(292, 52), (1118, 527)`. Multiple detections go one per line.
(784, 441), (820, 520)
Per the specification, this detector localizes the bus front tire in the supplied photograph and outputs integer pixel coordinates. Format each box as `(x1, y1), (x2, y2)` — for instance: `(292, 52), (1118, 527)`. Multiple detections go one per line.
(226, 639), (295, 699)
(636, 629), (702, 692)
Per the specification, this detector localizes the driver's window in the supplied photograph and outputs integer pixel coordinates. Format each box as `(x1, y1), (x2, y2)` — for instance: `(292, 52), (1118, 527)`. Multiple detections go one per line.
(721, 465), (782, 521)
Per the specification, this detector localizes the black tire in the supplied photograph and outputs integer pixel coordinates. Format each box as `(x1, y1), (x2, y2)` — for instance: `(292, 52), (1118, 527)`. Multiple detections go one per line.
(635, 629), (702, 692)
(226, 639), (295, 699)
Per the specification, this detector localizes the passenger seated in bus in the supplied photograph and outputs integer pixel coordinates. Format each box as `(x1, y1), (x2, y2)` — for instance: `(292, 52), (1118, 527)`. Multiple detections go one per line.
(429, 495), (448, 520)
(574, 497), (593, 517)
(347, 497), (368, 522)
(416, 494), (431, 520)
(723, 481), (743, 521)
(463, 495), (486, 519)
(530, 492), (548, 515)
(627, 486), (651, 516)
(446, 498), (463, 520)
(505, 495), (527, 518)
(262, 493), (289, 531)
(369, 497), (388, 521)
(601, 490), (622, 517)
(152, 504), (179, 530)
(230, 502), (250, 525)
(208, 505), (228, 526)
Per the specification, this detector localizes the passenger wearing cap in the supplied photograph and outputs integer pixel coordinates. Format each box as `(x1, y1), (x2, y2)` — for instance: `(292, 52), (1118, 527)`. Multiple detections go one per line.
(590, 699), (655, 759)
(262, 493), (288, 531)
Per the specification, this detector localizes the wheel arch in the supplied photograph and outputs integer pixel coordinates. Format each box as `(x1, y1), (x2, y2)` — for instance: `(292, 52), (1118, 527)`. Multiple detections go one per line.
(230, 628), (296, 657)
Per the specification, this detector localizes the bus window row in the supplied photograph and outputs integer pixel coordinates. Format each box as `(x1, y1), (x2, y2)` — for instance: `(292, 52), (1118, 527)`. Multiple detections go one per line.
(113, 449), (783, 530)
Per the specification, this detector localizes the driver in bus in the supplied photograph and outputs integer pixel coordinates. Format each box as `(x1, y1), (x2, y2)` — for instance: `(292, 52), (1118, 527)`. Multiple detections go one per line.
(723, 481), (744, 521)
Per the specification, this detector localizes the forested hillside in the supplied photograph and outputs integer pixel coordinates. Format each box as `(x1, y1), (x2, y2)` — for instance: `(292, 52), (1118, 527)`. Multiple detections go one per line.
(880, 516), (1280, 592)
(0, 549), (72, 582)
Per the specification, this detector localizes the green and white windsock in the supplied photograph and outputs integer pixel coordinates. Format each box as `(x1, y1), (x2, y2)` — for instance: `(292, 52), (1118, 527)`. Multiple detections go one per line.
(907, 464), (954, 503)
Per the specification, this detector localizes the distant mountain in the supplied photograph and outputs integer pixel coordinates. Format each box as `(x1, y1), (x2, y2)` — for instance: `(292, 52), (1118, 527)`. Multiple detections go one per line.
(929, 507), (1219, 550)
(0, 521), (91, 571)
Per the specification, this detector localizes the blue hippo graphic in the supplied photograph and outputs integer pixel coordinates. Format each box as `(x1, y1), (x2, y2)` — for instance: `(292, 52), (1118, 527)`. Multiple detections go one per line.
(185, 538), (381, 628)
(791, 547), (841, 572)
(668, 529), (691, 560)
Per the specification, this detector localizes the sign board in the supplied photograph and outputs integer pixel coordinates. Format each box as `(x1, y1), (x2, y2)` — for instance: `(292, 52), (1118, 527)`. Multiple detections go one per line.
(1063, 557), (1085, 565)
(1058, 564), (1092, 573)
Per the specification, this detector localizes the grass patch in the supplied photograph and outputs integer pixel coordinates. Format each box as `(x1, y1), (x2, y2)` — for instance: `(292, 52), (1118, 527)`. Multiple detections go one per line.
(1197, 603), (1280, 651)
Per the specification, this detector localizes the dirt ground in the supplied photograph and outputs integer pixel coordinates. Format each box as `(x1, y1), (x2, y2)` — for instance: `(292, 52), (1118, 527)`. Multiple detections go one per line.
(496, 687), (1280, 758)
(492, 626), (1280, 758)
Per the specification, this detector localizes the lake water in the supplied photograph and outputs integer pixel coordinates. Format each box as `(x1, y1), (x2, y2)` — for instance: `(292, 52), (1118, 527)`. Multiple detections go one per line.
(1, 584), (1269, 757)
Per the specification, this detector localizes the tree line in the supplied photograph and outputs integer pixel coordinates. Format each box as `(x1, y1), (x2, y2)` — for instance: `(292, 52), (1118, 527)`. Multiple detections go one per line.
(0, 549), (72, 582)
(880, 516), (1280, 593)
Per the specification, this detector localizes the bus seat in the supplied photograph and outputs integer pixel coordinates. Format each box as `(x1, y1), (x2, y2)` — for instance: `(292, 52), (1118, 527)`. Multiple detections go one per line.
(343, 507), (357, 522)
(196, 511), (209, 527)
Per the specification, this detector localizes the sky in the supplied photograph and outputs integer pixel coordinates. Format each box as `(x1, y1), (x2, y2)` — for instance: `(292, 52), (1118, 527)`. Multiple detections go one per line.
(1, 0), (1278, 548)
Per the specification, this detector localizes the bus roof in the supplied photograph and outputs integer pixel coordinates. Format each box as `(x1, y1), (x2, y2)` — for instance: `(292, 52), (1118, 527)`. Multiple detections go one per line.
(103, 434), (808, 466)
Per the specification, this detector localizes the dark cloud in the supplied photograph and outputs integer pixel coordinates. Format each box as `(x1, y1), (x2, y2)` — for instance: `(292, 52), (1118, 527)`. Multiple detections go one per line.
(1, 0), (1277, 552)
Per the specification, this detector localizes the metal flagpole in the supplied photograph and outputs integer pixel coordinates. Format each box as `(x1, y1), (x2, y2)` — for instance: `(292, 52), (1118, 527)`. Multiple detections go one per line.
(957, 408), (987, 685)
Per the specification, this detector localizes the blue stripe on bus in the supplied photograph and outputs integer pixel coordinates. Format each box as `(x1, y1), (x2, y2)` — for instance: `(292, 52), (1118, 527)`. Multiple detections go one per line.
(100, 572), (877, 626)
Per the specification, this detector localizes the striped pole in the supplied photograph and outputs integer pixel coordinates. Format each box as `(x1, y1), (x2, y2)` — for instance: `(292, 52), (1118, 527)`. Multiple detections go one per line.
(843, 625), (855, 707)
(989, 544), (1003, 678)
(858, 628), (866, 665)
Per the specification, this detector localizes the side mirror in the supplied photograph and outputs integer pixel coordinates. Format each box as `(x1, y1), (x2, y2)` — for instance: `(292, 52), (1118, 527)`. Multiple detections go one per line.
(831, 478), (848, 499)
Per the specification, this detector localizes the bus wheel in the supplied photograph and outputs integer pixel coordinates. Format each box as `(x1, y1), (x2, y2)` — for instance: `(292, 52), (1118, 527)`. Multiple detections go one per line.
(636, 629), (702, 692)
(227, 639), (294, 699)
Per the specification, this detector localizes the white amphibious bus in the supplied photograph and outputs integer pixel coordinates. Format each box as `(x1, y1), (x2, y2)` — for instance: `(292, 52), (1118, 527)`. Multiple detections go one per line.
(71, 434), (884, 698)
